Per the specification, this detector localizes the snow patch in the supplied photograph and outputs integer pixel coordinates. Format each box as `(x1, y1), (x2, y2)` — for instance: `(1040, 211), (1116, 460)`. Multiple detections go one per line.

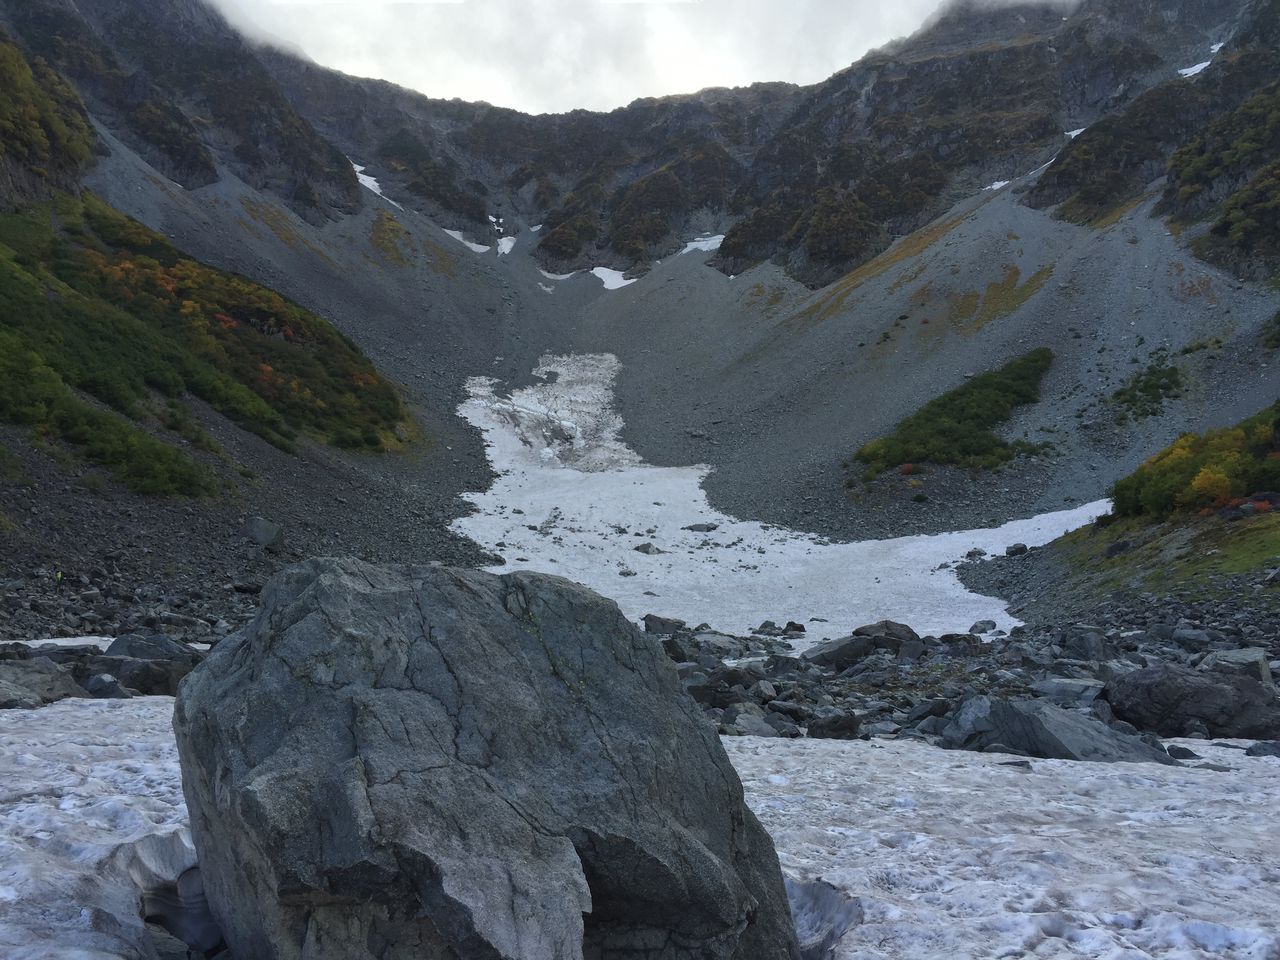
(591, 267), (637, 290)
(443, 229), (492, 254)
(1065, 128), (1086, 139)
(728, 736), (1280, 959)
(539, 268), (577, 281)
(497, 236), (517, 256)
(1211, 42), (1225, 53)
(0, 698), (193, 959)
(21, 636), (113, 651)
(530, 224), (543, 232)
(453, 353), (1106, 638)
(984, 180), (1011, 191)
(681, 234), (725, 254)
(1179, 60), (1212, 78)
(349, 161), (403, 210)
(538, 282), (555, 294)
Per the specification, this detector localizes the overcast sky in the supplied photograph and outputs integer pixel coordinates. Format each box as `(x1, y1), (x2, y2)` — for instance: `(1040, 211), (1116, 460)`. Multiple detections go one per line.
(208, 0), (953, 115)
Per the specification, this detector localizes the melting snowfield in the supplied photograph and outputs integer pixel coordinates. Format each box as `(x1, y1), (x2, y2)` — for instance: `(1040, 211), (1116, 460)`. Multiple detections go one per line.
(453, 353), (1107, 641)
(4, 699), (1278, 960)
(0, 698), (192, 959)
(729, 736), (1280, 960)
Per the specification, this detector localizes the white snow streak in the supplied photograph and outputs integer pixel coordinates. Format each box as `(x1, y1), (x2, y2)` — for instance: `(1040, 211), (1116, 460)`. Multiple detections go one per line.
(985, 180), (1011, 191)
(350, 161), (403, 210)
(1179, 60), (1212, 78)
(452, 354), (1106, 638)
(539, 268), (577, 281)
(728, 736), (1280, 960)
(590, 267), (637, 290)
(681, 234), (725, 254)
(1065, 128), (1086, 139)
(1211, 42), (1225, 53)
(538, 282), (555, 294)
(443, 229), (492, 254)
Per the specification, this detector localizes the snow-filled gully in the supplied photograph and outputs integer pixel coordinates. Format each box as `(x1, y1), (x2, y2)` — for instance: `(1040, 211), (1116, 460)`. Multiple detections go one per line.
(453, 353), (1107, 642)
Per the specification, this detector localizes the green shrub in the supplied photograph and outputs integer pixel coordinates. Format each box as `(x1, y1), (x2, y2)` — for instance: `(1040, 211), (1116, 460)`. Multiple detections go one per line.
(1111, 402), (1280, 518)
(855, 348), (1054, 476)
(1111, 363), (1183, 421)
(0, 330), (213, 495)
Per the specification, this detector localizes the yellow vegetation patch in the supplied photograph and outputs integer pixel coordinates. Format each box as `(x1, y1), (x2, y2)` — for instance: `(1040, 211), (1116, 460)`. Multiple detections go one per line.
(371, 210), (413, 267)
(423, 238), (457, 279)
(239, 198), (333, 264)
(790, 193), (996, 326)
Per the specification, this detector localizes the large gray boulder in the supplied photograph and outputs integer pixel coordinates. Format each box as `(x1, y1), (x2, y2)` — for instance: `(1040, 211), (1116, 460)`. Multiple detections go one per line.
(940, 696), (1177, 764)
(0, 657), (86, 709)
(1106, 664), (1280, 739)
(174, 558), (799, 960)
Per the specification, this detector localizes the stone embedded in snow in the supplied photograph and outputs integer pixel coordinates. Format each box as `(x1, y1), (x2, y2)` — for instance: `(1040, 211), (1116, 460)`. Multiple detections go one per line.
(453, 354), (1106, 639)
(174, 557), (800, 960)
(939, 696), (1177, 764)
(0, 657), (86, 709)
(443, 228), (492, 253)
(727, 735), (1280, 960)
(591, 266), (637, 289)
(681, 234), (725, 254)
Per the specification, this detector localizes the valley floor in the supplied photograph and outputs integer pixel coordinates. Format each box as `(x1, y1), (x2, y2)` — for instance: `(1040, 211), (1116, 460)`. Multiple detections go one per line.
(3, 697), (1277, 960)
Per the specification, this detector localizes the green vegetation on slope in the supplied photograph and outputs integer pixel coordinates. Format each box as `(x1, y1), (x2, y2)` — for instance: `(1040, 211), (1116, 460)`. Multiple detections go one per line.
(0, 34), (93, 193)
(854, 348), (1054, 477)
(1111, 401), (1280, 519)
(0, 192), (410, 493)
(1111, 362), (1184, 422)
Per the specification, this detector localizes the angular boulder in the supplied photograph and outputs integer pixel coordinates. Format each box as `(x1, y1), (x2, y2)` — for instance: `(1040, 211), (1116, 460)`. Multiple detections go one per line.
(174, 558), (799, 960)
(940, 696), (1177, 764)
(1105, 664), (1280, 739)
(0, 658), (86, 709)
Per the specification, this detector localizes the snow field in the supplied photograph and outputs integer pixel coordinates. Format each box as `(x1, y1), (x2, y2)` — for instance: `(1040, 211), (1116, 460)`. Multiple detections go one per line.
(453, 353), (1107, 639)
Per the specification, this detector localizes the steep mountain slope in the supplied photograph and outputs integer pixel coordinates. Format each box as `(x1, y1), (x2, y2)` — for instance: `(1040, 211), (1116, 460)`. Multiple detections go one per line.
(0, 0), (1276, 595)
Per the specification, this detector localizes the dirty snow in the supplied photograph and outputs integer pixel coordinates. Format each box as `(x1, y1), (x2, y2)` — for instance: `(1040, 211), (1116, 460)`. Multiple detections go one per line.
(591, 267), (637, 290)
(1179, 60), (1212, 78)
(681, 234), (725, 254)
(443, 229), (492, 254)
(497, 236), (517, 256)
(350, 161), (403, 210)
(728, 736), (1280, 960)
(453, 354), (1106, 639)
(0, 698), (192, 960)
(7, 698), (1277, 960)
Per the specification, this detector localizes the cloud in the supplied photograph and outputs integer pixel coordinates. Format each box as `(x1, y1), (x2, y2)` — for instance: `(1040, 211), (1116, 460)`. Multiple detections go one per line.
(206, 0), (951, 114)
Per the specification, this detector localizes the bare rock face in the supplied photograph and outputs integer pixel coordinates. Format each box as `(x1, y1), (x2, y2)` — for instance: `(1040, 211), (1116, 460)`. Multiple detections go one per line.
(173, 558), (799, 960)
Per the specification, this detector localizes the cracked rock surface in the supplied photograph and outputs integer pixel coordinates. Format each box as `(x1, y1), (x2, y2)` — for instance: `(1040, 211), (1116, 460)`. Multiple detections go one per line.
(174, 557), (799, 959)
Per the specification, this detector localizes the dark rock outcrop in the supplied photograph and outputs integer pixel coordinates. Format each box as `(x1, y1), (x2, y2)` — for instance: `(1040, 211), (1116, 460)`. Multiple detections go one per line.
(1106, 664), (1280, 739)
(0, 657), (87, 709)
(174, 558), (799, 960)
(940, 696), (1177, 764)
